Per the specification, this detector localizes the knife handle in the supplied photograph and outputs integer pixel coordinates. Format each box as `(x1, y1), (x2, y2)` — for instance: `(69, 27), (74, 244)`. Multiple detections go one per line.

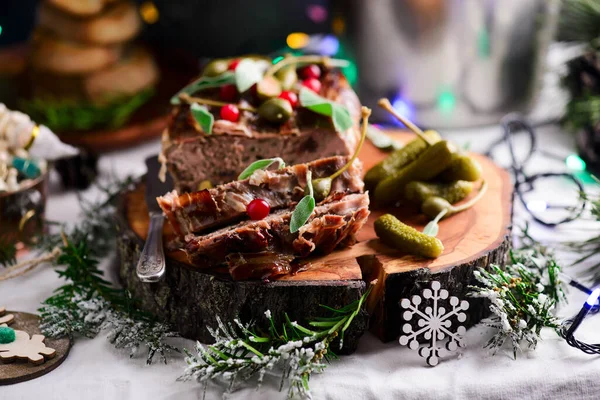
(136, 211), (166, 283)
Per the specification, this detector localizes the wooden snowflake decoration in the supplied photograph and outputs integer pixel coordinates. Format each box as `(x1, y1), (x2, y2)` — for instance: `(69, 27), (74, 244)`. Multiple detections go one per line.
(0, 330), (56, 365)
(399, 280), (469, 366)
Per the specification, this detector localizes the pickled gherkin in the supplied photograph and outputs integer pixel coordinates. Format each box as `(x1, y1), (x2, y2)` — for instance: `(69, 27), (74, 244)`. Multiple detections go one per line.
(364, 130), (442, 189)
(404, 180), (473, 205)
(374, 214), (444, 258)
(439, 154), (482, 182)
(373, 140), (456, 206)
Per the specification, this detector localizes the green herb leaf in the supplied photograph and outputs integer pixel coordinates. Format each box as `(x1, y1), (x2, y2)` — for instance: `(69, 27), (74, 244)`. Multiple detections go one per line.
(290, 196), (315, 233)
(190, 103), (214, 134)
(299, 88), (353, 132)
(237, 157), (286, 180)
(170, 72), (236, 105)
(290, 172), (315, 233)
(423, 209), (448, 237)
(235, 59), (266, 93)
(366, 124), (404, 151)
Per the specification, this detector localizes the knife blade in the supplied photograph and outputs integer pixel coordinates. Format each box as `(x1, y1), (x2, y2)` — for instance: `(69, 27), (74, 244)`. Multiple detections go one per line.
(136, 156), (173, 283)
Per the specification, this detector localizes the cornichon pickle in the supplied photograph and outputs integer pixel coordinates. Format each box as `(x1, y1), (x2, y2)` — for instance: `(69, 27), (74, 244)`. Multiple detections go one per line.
(374, 214), (444, 258)
(439, 154), (482, 182)
(203, 59), (229, 77)
(373, 140), (456, 206)
(364, 130), (442, 189)
(275, 65), (298, 91)
(258, 98), (293, 123)
(404, 180), (473, 205)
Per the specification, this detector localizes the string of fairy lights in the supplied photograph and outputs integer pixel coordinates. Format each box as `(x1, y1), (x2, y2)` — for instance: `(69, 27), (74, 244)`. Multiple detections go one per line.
(486, 114), (600, 355)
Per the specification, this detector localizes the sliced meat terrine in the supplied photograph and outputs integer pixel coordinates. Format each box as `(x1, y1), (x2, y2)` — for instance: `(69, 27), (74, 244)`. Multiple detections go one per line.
(161, 55), (362, 191)
(157, 156), (364, 239)
(184, 192), (370, 280)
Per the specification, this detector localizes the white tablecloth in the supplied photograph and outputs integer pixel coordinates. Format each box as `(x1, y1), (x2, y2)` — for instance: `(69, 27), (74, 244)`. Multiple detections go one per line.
(3, 123), (600, 400)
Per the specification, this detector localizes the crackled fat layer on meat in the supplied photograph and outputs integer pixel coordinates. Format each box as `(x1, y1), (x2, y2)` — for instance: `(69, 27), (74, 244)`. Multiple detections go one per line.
(157, 156), (364, 239)
(183, 193), (370, 279)
(163, 70), (362, 191)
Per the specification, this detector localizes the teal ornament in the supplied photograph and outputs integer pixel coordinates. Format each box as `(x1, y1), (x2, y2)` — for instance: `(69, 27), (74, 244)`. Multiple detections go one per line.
(0, 326), (16, 344)
(12, 157), (41, 179)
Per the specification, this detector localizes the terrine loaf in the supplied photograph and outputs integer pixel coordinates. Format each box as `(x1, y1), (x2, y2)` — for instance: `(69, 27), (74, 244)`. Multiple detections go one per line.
(161, 55), (362, 192)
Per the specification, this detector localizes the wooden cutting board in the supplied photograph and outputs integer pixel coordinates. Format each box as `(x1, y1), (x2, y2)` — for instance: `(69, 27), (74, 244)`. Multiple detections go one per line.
(116, 131), (512, 349)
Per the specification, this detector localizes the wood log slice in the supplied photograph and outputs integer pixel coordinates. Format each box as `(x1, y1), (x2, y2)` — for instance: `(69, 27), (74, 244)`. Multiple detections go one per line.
(116, 130), (512, 351)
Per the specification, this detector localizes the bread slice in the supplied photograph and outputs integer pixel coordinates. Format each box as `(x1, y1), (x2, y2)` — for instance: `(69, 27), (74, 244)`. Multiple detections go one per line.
(31, 47), (158, 104)
(46, 0), (117, 17)
(183, 193), (370, 280)
(30, 32), (123, 75)
(38, 1), (140, 45)
(158, 156), (364, 239)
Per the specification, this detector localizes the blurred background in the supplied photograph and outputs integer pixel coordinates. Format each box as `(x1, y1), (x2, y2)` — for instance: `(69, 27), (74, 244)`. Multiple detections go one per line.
(0, 0), (598, 149)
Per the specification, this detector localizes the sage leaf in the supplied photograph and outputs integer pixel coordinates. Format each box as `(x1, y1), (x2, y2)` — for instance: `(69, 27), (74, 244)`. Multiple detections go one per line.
(290, 196), (315, 234)
(170, 72), (235, 105)
(299, 88), (353, 132)
(423, 209), (448, 237)
(290, 171), (315, 233)
(235, 59), (266, 93)
(190, 103), (214, 134)
(366, 124), (404, 151)
(238, 157), (286, 180)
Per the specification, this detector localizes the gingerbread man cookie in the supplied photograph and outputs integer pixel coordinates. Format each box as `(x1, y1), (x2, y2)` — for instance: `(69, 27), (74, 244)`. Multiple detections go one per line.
(0, 306), (15, 326)
(0, 330), (56, 365)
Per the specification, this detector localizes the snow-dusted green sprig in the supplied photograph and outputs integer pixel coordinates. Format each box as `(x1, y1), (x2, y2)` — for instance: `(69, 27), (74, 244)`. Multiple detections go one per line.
(468, 227), (566, 358)
(179, 290), (369, 399)
(33, 177), (179, 364)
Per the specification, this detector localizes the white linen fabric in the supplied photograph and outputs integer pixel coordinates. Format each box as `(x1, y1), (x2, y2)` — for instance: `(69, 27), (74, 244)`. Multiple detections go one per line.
(3, 124), (600, 400)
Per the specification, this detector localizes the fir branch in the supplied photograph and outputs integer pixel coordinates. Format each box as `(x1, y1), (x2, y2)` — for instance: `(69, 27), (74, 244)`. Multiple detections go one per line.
(28, 176), (179, 364)
(468, 227), (565, 358)
(558, 0), (600, 45)
(179, 290), (370, 399)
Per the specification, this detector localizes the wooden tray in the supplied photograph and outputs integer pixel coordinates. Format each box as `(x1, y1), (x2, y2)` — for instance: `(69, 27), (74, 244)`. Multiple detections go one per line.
(116, 131), (512, 350)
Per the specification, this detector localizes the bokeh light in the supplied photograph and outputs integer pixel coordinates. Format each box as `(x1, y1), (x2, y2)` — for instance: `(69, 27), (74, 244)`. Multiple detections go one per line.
(566, 154), (586, 171)
(306, 4), (328, 23)
(286, 33), (310, 49)
(391, 96), (415, 127)
(140, 2), (159, 24)
(437, 88), (456, 114)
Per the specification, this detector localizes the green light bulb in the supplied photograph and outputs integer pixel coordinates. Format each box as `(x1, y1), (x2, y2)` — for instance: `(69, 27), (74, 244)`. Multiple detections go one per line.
(566, 154), (586, 171)
(437, 88), (456, 113)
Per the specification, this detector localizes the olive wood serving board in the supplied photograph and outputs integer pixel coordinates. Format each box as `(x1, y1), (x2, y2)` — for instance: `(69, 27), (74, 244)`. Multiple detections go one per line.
(116, 131), (512, 349)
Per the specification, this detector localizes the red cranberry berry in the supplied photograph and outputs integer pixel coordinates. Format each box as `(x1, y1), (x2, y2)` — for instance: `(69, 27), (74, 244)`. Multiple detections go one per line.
(219, 84), (237, 101)
(302, 78), (322, 93)
(228, 59), (241, 71)
(220, 104), (240, 122)
(300, 64), (321, 80)
(278, 91), (299, 108)
(247, 199), (271, 220)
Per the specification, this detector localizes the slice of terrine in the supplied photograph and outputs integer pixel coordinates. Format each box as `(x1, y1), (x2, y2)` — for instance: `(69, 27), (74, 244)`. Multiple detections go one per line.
(157, 156), (363, 239)
(183, 192), (370, 280)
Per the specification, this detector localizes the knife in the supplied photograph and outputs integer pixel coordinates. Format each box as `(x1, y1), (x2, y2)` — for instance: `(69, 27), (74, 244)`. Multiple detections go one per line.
(136, 156), (173, 283)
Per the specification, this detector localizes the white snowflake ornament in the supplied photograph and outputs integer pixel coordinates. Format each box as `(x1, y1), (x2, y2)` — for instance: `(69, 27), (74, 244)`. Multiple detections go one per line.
(399, 281), (470, 366)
